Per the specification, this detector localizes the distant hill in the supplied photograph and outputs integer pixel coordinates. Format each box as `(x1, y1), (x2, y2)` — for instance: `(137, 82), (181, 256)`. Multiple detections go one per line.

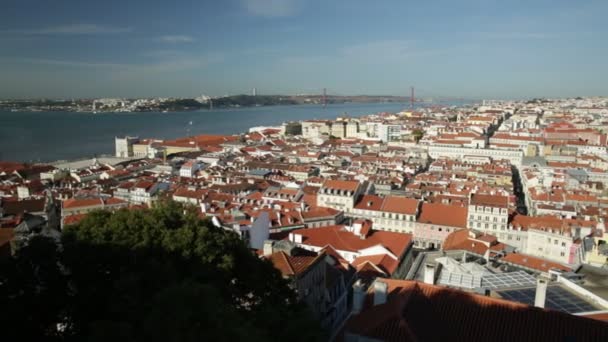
(169, 94), (411, 110)
(1, 94), (414, 112)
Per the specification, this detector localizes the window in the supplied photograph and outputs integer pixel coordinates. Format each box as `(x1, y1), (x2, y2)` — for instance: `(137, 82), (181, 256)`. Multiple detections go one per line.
(554, 239), (558, 245)
(438, 228), (442, 232)
(560, 252), (565, 257)
(561, 242), (566, 247)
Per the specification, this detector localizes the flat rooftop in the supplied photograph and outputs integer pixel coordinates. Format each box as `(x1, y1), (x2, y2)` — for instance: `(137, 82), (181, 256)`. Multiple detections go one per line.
(496, 285), (602, 314)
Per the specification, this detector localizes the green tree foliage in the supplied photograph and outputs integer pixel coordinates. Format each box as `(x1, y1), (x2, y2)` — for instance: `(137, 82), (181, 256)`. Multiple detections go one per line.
(0, 202), (324, 341)
(212, 95), (298, 107)
(412, 129), (425, 142)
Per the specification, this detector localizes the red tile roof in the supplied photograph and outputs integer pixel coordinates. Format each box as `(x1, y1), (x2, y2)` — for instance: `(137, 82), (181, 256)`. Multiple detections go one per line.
(381, 196), (418, 215)
(301, 206), (340, 219)
(352, 254), (399, 275)
(266, 250), (324, 277)
(417, 203), (467, 228)
(134, 181), (154, 190)
(354, 195), (384, 211)
(342, 278), (608, 342)
(443, 229), (492, 255)
(62, 213), (87, 226)
(1, 198), (45, 215)
(62, 198), (103, 209)
(510, 214), (596, 234)
(62, 197), (127, 209)
(322, 179), (360, 192)
(580, 312), (608, 322)
(470, 193), (509, 207)
(288, 225), (412, 257)
(500, 253), (571, 273)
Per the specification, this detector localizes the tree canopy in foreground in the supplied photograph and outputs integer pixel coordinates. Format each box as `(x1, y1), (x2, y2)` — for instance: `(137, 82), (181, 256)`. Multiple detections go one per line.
(0, 202), (325, 341)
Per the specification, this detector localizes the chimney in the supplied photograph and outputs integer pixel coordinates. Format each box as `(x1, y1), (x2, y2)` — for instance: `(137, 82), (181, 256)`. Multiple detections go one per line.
(373, 280), (388, 306)
(352, 279), (366, 314)
(534, 277), (548, 308)
(262, 240), (274, 256)
(424, 263), (436, 285)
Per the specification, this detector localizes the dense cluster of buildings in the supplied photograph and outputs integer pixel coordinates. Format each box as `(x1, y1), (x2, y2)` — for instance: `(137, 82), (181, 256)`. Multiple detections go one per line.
(2, 97), (608, 339)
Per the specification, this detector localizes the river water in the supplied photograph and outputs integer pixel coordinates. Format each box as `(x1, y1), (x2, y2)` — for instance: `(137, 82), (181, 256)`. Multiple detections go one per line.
(0, 102), (467, 162)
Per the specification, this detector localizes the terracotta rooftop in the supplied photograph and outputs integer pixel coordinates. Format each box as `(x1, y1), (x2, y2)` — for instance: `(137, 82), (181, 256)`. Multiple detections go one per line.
(381, 196), (419, 215)
(501, 253), (571, 273)
(579, 312), (608, 323)
(301, 206), (340, 219)
(354, 195), (384, 211)
(62, 198), (103, 209)
(470, 193), (509, 207)
(322, 179), (360, 192)
(443, 229), (492, 255)
(342, 278), (608, 342)
(288, 225), (412, 257)
(62, 197), (127, 210)
(266, 250), (324, 277)
(1, 198), (45, 215)
(417, 203), (467, 228)
(352, 254), (399, 275)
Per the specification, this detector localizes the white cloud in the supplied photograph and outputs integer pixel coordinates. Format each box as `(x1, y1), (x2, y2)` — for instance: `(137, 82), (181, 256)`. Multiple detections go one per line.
(476, 32), (554, 40)
(1, 24), (132, 35)
(7, 57), (126, 68)
(3, 52), (224, 74)
(159, 35), (195, 43)
(242, 0), (299, 17)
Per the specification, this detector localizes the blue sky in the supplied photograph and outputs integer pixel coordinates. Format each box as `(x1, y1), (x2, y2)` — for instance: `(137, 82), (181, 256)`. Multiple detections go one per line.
(0, 0), (606, 99)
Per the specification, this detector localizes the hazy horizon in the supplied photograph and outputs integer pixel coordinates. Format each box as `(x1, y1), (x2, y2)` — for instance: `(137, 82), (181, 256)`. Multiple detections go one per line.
(1, 0), (607, 99)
